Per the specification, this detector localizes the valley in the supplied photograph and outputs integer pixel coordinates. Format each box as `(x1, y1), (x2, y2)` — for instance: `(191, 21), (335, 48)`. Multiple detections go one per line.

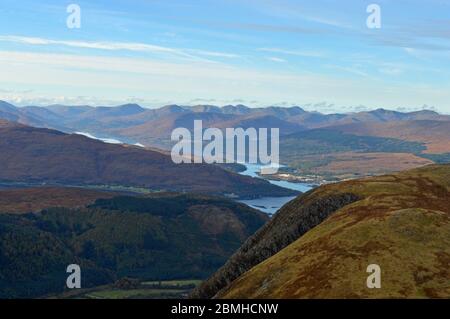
(0, 101), (449, 299)
(2, 0), (449, 303)
(0, 191), (268, 298)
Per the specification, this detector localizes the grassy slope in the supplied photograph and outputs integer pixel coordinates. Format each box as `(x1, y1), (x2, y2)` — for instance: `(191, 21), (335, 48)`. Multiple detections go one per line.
(55, 279), (203, 299)
(217, 164), (450, 298)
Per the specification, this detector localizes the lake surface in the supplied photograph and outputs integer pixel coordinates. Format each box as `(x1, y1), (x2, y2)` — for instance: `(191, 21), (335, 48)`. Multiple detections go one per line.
(73, 133), (311, 215)
(75, 132), (144, 147)
(238, 163), (314, 215)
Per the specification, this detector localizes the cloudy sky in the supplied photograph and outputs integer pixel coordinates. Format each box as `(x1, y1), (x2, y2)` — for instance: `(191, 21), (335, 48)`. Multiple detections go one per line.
(0, 0), (450, 113)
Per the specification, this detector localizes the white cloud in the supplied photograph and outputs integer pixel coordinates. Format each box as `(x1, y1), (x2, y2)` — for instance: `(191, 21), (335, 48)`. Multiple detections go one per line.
(0, 35), (180, 53)
(324, 64), (369, 77)
(188, 49), (240, 58)
(378, 67), (403, 76)
(258, 47), (325, 58)
(266, 57), (286, 63)
(0, 35), (238, 63)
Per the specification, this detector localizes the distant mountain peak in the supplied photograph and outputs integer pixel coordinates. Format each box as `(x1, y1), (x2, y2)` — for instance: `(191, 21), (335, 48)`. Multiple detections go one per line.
(118, 103), (144, 109)
(369, 108), (399, 114)
(114, 103), (146, 114)
(191, 105), (222, 113)
(410, 109), (439, 115)
(0, 100), (17, 112)
(223, 104), (249, 109)
(159, 104), (187, 114)
(221, 104), (251, 115)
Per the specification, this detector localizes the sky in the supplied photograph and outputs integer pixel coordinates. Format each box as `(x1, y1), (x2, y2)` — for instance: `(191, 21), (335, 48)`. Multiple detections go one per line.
(0, 0), (450, 113)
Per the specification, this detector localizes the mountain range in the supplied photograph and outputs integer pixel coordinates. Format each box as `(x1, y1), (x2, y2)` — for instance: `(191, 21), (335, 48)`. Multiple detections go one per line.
(1, 100), (449, 180)
(1, 100), (448, 148)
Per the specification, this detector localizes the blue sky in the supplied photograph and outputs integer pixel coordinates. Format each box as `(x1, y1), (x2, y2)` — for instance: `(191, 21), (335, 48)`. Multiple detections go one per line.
(0, 0), (450, 113)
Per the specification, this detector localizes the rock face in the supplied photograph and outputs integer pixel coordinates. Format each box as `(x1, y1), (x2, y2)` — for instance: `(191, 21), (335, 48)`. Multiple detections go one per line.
(191, 191), (360, 298)
(194, 164), (450, 299)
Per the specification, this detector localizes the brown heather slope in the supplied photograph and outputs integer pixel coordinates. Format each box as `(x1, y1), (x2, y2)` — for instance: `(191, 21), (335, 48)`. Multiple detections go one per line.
(113, 112), (302, 149)
(193, 164), (450, 299)
(329, 120), (450, 153)
(0, 187), (118, 214)
(0, 122), (295, 198)
(310, 152), (433, 178)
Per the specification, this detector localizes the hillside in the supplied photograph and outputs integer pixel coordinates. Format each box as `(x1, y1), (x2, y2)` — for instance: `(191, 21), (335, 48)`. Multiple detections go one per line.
(328, 120), (450, 154)
(0, 122), (295, 198)
(277, 128), (435, 179)
(193, 164), (450, 299)
(0, 192), (268, 298)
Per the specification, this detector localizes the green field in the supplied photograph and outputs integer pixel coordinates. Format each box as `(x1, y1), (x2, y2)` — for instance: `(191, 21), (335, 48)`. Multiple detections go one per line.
(142, 279), (203, 287)
(85, 288), (187, 299)
(81, 279), (203, 299)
